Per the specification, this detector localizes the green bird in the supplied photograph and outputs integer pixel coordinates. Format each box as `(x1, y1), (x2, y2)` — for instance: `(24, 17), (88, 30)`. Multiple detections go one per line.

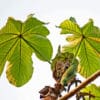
(51, 46), (74, 83)
(60, 58), (79, 86)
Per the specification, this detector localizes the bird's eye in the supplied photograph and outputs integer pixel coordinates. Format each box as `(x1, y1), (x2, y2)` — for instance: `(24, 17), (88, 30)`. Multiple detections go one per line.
(65, 66), (69, 69)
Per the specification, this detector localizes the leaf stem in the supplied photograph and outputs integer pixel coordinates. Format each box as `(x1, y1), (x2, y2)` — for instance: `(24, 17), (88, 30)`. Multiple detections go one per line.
(74, 36), (83, 58)
(59, 70), (100, 100)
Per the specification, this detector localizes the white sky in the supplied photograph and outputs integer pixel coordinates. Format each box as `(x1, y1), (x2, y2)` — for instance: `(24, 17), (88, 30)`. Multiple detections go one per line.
(0, 0), (100, 100)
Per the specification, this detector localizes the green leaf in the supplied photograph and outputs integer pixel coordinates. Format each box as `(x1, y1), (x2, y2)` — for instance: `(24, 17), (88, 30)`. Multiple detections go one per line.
(60, 18), (100, 78)
(22, 17), (49, 36)
(78, 40), (100, 77)
(0, 17), (22, 34)
(6, 39), (33, 87)
(0, 33), (18, 75)
(0, 16), (52, 86)
(81, 84), (100, 100)
(81, 19), (94, 35)
(23, 34), (52, 62)
(59, 19), (81, 35)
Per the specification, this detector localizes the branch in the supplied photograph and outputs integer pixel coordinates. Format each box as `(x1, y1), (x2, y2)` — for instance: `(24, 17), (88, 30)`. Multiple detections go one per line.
(59, 70), (100, 100)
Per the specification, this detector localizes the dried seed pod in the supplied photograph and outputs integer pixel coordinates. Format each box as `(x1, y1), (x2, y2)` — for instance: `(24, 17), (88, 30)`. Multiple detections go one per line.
(39, 86), (50, 98)
(51, 46), (74, 83)
(41, 95), (57, 100)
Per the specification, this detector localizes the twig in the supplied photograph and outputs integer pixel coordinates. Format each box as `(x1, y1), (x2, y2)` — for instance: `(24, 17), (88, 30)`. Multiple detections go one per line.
(59, 70), (100, 100)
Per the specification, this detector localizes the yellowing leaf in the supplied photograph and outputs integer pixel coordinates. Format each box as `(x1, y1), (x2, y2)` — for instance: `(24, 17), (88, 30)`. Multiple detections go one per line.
(6, 39), (33, 87)
(60, 18), (100, 78)
(59, 19), (81, 35)
(81, 84), (100, 100)
(0, 16), (53, 86)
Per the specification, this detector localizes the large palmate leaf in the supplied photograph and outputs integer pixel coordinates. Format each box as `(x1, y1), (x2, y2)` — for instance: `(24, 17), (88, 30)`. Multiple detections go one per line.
(81, 84), (100, 100)
(0, 16), (53, 87)
(59, 18), (100, 78)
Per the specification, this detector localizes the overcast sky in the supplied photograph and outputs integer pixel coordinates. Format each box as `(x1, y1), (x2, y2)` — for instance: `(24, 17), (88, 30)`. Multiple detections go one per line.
(0, 0), (100, 100)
